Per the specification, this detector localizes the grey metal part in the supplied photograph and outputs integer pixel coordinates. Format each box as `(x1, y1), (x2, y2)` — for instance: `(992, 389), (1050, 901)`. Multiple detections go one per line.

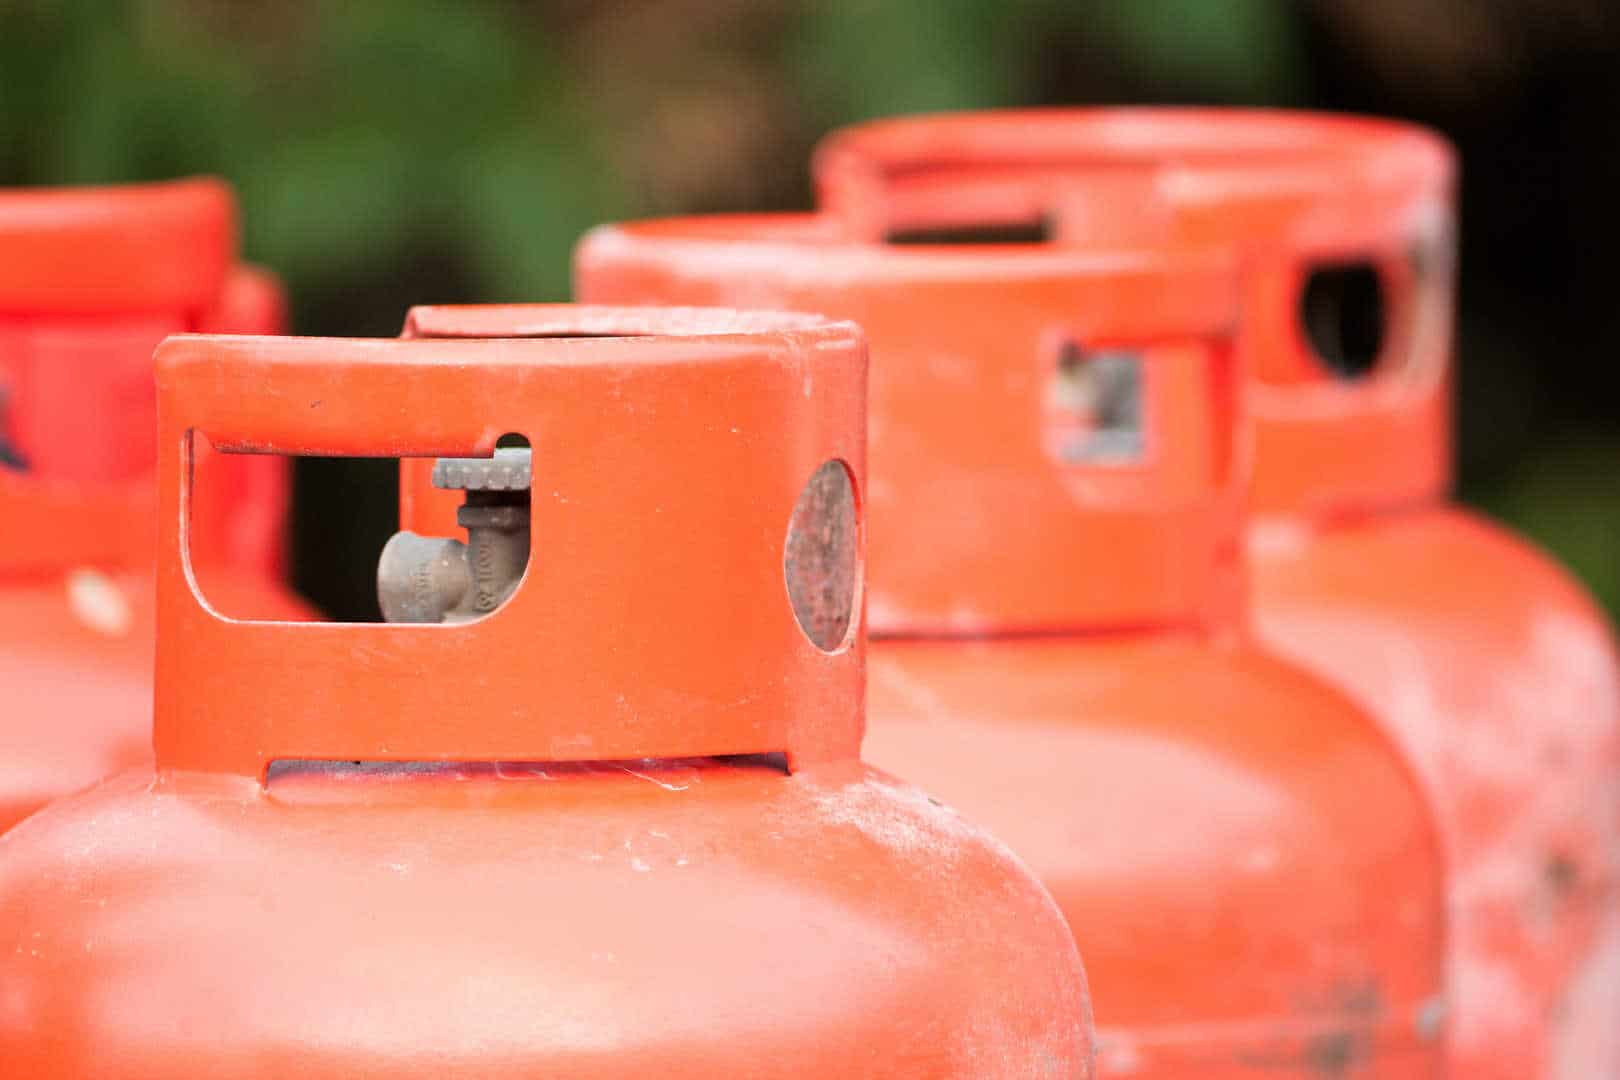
(1051, 347), (1144, 464)
(457, 514), (529, 619)
(378, 448), (532, 625)
(433, 447), (532, 492)
(377, 533), (471, 624)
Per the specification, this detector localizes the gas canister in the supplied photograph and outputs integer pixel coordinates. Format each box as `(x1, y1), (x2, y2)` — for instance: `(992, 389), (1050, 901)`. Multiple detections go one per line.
(0, 314), (1096, 1077)
(595, 218), (1441, 1074)
(810, 107), (1620, 1078)
(0, 179), (307, 834)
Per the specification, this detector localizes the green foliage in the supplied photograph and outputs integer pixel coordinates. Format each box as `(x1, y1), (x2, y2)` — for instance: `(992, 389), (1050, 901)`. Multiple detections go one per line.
(789, 0), (1040, 121)
(1064, 0), (1305, 102)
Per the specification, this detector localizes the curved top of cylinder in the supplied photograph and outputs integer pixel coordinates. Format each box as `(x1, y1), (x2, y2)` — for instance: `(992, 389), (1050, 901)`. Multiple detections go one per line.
(815, 107), (1453, 235)
(575, 218), (1245, 636)
(0, 178), (237, 314)
(397, 303), (871, 538)
(813, 107), (1457, 521)
(818, 106), (1448, 162)
(152, 310), (868, 780)
(404, 302), (851, 339)
(578, 213), (1239, 340)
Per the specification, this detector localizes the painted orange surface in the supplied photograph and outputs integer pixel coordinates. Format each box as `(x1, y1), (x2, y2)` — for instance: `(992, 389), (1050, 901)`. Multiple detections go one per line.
(866, 635), (1444, 1077)
(1, 181), (307, 836)
(576, 216), (1244, 636)
(812, 107), (1455, 519)
(0, 318), (1097, 1077)
(597, 203), (1448, 1076)
(807, 106), (1620, 1080)
(0, 569), (313, 835)
(1253, 508), (1620, 1076)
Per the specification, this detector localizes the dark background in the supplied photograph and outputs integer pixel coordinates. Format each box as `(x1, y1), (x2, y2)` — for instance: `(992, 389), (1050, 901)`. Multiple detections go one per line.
(3, 1), (1615, 620)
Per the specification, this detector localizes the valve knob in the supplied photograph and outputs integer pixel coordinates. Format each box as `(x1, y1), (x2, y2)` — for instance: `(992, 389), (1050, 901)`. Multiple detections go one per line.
(432, 447), (531, 493)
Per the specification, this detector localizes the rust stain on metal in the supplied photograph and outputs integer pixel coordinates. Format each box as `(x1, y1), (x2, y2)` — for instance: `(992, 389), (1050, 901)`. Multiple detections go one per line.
(784, 458), (858, 651)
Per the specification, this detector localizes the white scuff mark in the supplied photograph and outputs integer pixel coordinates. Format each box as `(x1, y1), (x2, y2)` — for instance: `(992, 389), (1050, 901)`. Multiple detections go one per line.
(1450, 950), (1540, 1059)
(616, 763), (694, 792)
(620, 830), (689, 874)
(863, 593), (907, 633)
(1552, 904), (1620, 1079)
(1247, 517), (1315, 557)
(1095, 1034), (1142, 1074)
(1259, 598), (1620, 888)
(944, 604), (994, 634)
(1263, 587), (1620, 1073)
(66, 568), (132, 637)
(493, 762), (557, 781)
(811, 776), (953, 859)
(808, 771), (1025, 870)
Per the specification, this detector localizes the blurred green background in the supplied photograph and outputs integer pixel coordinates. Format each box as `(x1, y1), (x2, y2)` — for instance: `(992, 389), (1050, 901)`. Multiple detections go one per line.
(3, 0), (1616, 619)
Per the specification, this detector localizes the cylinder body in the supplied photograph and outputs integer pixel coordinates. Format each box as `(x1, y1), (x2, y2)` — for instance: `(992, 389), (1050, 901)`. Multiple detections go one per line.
(570, 225), (1451, 1078)
(805, 106), (1620, 1078)
(0, 313), (1096, 1078)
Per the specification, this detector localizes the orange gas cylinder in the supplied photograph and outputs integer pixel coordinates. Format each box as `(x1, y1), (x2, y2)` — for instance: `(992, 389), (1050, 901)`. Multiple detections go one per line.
(0, 179), (308, 835)
(0, 315), (1096, 1077)
(808, 107), (1620, 1078)
(583, 216), (1440, 1074)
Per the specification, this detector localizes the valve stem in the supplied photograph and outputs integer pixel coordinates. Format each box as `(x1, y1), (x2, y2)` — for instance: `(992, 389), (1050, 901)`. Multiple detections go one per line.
(377, 448), (530, 624)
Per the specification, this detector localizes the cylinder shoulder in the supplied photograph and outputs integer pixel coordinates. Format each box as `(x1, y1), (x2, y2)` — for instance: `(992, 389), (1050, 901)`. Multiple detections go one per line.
(0, 761), (1091, 1078)
(1256, 505), (1619, 642)
(864, 634), (1444, 1042)
(867, 632), (1436, 830)
(1252, 504), (1620, 798)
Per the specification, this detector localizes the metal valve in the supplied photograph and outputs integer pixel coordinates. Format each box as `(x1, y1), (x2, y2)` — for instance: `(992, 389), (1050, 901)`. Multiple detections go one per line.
(377, 447), (531, 624)
(0, 384), (25, 470)
(1049, 342), (1143, 464)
